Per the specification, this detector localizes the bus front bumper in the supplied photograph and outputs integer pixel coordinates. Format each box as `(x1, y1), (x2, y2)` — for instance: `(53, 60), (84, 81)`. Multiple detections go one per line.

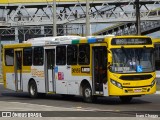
(109, 83), (156, 96)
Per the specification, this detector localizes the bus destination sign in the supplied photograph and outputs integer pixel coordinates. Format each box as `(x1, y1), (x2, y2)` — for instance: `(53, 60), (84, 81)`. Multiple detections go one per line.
(111, 38), (152, 45)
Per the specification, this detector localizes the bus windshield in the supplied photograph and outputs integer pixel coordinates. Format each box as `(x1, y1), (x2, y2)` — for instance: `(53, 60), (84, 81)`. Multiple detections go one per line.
(111, 48), (154, 73)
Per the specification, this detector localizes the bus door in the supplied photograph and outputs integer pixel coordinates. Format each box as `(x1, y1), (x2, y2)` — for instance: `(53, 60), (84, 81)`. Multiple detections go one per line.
(92, 46), (107, 94)
(14, 49), (23, 91)
(45, 49), (55, 92)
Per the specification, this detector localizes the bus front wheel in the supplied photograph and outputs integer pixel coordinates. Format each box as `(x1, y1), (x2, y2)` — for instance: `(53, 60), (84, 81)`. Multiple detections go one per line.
(28, 81), (38, 98)
(82, 85), (93, 103)
(119, 96), (132, 103)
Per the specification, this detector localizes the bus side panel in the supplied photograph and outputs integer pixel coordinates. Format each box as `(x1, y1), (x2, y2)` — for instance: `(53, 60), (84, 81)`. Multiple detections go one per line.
(6, 73), (16, 90)
(103, 83), (109, 96)
(55, 65), (92, 95)
(68, 81), (79, 95)
(55, 75), (92, 95)
(36, 77), (47, 93)
(68, 76), (91, 95)
(57, 65), (81, 95)
(22, 73), (32, 92)
(4, 65), (15, 90)
(30, 66), (46, 93)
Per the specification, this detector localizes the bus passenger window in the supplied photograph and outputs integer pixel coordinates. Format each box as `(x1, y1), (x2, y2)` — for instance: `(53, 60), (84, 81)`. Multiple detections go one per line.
(56, 46), (66, 65)
(5, 49), (14, 66)
(33, 47), (44, 66)
(78, 44), (90, 65)
(23, 48), (32, 66)
(67, 45), (77, 65)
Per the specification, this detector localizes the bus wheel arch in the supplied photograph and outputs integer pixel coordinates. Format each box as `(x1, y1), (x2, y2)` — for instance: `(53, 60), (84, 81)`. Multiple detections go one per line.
(80, 79), (93, 103)
(80, 79), (91, 95)
(28, 79), (38, 98)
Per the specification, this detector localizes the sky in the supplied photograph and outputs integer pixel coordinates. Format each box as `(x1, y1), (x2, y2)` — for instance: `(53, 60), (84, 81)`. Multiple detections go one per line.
(148, 31), (160, 38)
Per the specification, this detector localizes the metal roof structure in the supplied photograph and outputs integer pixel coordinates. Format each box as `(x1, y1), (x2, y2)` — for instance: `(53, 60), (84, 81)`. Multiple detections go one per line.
(0, 0), (79, 4)
(0, 0), (160, 42)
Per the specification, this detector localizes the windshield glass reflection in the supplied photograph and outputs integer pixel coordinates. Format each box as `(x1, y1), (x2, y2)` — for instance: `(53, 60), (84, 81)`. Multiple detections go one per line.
(111, 48), (154, 73)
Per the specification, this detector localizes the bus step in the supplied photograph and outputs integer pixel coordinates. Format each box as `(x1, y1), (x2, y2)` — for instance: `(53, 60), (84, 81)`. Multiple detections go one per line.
(95, 91), (103, 95)
(47, 92), (56, 94)
(16, 90), (23, 92)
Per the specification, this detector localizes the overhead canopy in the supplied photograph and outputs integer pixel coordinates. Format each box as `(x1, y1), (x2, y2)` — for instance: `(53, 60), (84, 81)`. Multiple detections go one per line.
(0, 0), (81, 4)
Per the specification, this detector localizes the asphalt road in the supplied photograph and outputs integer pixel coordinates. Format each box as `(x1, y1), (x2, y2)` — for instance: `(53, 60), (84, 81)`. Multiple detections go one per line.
(0, 84), (160, 119)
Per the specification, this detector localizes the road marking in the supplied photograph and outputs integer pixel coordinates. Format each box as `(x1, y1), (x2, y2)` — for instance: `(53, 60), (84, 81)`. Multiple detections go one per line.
(7, 101), (114, 112)
(0, 83), (3, 84)
(8, 101), (83, 111)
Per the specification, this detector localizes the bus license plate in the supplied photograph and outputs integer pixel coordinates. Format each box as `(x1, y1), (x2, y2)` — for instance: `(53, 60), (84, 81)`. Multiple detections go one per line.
(134, 89), (142, 93)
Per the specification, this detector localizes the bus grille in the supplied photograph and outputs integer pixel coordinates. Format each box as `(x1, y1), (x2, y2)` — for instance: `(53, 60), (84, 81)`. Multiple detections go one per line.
(119, 75), (152, 80)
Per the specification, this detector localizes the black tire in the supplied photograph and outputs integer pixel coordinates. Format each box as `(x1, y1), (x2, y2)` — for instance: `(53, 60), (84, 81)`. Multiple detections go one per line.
(119, 96), (132, 103)
(28, 81), (38, 98)
(82, 85), (93, 103)
(92, 96), (98, 103)
(38, 93), (46, 98)
(61, 94), (75, 99)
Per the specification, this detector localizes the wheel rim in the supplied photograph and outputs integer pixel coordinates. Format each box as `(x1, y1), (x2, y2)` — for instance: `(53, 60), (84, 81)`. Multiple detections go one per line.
(85, 88), (91, 98)
(30, 85), (36, 96)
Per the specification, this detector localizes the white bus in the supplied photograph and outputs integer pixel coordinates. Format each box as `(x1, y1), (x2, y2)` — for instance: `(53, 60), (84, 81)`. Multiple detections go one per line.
(2, 35), (156, 103)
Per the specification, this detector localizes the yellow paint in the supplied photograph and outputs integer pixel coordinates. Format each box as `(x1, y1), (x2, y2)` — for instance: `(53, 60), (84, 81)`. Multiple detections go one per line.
(108, 71), (156, 96)
(103, 35), (156, 96)
(71, 66), (91, 76)
(31, 68), (44, 77)
(47, 91), (56, 94)
(2, 43), (32, 88)
(55, 75), (57, 80)
(2, 35), (156, 97)
(152, 38), (160, 44)
(79, 38), (87, 43)
(3, 43), (31, 49)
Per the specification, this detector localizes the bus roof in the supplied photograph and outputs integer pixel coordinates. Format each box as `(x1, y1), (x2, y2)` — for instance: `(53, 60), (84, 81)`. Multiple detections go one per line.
(152, 38), (160, 43)
(3, 35), (152, 48)
(24, 35), (113, 45)
(24, 36), (84, 45)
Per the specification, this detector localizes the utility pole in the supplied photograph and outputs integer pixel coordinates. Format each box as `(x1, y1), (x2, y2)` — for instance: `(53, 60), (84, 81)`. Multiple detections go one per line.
(0, 39), (1, 71)
(53, 0), (57, 36)
(82, 24), (84, 36)
(86, 0), (90, 36)
(135, 0), (141, 35)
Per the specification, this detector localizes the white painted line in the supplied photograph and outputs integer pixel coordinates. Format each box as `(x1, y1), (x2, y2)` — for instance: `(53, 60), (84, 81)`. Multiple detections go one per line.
(0, 83), (3, 84)
(8, 101), (80, 111)
(8, 101), (112, 112)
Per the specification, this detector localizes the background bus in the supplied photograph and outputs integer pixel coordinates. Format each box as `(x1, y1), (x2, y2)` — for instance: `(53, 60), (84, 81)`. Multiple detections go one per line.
(152, 38), (160, 78)
(2, 35), (156, 103)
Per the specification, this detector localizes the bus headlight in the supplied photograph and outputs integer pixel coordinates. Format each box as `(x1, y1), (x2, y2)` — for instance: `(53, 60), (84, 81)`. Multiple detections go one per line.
(151, 80), (155, 88)
(111, 79), (123, 89)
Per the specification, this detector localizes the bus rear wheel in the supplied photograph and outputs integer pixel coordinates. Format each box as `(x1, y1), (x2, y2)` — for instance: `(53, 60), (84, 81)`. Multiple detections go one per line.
(119, 96), (132, 103)
(28, 81), (38, 98)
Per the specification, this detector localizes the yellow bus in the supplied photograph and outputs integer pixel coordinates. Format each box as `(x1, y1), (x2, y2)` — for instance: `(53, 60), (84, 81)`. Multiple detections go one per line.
(152, 38), (160, 78)
(2, 35), (156, 103)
